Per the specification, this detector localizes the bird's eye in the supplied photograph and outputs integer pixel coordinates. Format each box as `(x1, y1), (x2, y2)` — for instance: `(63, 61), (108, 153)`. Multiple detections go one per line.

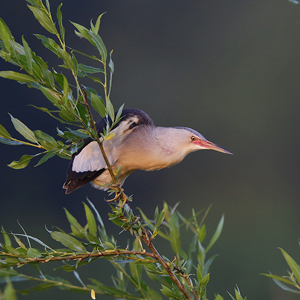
(191, 136), (196, 141)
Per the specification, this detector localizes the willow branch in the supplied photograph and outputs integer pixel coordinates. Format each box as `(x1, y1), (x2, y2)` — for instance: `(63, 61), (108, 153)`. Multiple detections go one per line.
(0, 249), (155, 267)
(81, 86), (118, 187)
(140, 229), (192, 300)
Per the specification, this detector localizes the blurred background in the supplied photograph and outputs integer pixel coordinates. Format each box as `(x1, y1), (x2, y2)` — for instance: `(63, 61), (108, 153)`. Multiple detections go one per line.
(1, 0), (300, 299)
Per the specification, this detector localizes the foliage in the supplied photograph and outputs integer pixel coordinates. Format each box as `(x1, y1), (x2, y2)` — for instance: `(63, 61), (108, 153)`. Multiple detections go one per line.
(0, 0), (120, 170)
(262, 246), (300, 295)
(0, 200), (235, 300)
(0, 1), (248, 299)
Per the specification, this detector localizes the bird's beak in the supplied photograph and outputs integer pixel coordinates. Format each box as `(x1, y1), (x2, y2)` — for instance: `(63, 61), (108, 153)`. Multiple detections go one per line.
(194, 139), (233, 155)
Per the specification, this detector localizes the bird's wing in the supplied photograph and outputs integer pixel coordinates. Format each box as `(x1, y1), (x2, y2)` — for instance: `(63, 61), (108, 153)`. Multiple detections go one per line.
(63, 109), (154, 194)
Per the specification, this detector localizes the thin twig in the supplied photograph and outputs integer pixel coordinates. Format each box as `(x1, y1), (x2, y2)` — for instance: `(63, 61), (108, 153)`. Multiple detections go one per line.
(0, 250), (155, 266)
(81, 86), (118, 187)
(140, 229), (192, 300)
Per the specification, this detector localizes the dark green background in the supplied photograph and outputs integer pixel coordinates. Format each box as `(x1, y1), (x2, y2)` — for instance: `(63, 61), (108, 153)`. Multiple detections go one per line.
(1, 0), (300, 299)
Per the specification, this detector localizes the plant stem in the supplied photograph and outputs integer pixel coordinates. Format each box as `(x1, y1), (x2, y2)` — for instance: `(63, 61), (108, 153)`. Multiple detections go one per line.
(141, 229), (192, 300)
(1, 250), (155, 266)
(81, 86), (118, 186)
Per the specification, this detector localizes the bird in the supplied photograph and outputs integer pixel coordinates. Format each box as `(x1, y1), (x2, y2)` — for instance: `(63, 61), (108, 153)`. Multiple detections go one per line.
(63, 108), (232, 195)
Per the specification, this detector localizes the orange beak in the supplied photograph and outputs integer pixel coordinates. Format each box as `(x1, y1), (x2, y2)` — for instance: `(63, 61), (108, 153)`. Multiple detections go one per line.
(193, 139), (233, 155)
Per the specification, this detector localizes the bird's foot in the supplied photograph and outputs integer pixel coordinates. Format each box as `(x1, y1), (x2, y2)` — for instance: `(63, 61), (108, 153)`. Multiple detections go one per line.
(106, 188), (131, 208)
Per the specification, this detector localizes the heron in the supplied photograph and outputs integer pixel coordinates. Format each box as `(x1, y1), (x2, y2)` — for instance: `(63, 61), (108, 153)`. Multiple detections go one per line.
(63, 109), (232, 196)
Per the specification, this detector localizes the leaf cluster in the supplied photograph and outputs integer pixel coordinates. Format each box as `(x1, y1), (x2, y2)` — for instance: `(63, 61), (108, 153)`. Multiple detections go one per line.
(262, 246), (300, 295)
(0, 201), (245, 300)
(0, 0), (121, 169)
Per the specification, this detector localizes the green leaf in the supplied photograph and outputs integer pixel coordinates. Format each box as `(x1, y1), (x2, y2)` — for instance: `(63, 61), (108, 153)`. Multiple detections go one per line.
(160, 285), (175, 298)
(206, 214), (224, 253)
(27, 248), (42, 258)
(87, 31), (107, 61)
(0, 71), (35, 82)
(78, 63), (103, 74)
(279, 248), (300, 285)
(83, 202), (97, 238)
(50, 231), (87, 252)
(0, 269), (18, 277)
(106, 98), (115, 122)
(2, 227), (11, 246)
(0, 18), (14, 55)
(271, 277), (300, 294)
(0, 124), (11, 138)
(4, 280), (17, 300)
(169, 212), (181, 255)
(71, 21), (107, 61)
(71, 53), (78, 76)
(215, 295), (224, 300)
(56, 3), (65, 43)
(28, 5), (58, 34)
(35, 34), (60, 55)
(35, 149), (57, 167)
(108, 50), (114, 96)
(39, 84), (62, 106)
(262, 273), (296, 286)
(92, 13), (105, 34)
(200, 273), (210, 287)
(8, 154), (39, 169)
(9, 114), (38, 144)
(34, 130), (57, 145)
(58, 48), (74, 70)
(22, 36), (33, 72)
(91, 93), (106, 118)
(0, 137), (23, 146)
(64, 208), (85, 238)
(71, 21), (91, 40)
(154, 207), (165, 228)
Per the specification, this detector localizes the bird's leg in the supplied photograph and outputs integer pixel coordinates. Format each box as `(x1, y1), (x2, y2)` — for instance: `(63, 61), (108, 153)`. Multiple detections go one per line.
(106, 187), (131, 208)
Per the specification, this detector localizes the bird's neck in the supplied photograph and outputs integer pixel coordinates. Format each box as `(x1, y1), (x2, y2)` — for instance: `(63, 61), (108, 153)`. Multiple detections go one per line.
(123, 126), (187, 171)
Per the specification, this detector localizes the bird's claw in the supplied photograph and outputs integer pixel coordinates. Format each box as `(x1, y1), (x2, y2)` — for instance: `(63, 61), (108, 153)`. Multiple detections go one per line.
(106, 188), (131, 208)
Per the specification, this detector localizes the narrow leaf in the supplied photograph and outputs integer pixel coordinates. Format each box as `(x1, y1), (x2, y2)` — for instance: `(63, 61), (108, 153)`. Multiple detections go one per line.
(2, 227), (11, 246)
(0, 269), (18, 277)
(280, 248), (300, 285)
(4, 280), (17, 300)
(64, 208), (84, 234)
(106, 98), (115, 122)
(87, 31), (107, 61)
(0, 71), (34, 82)
(9, 114), (38, 144)
(78, 64), (103, 74)
(35, 34), (60, 55)
(90, 93), (106, 117)
(206, 214), (224, 253)
(8, 154), (39, 169)
(50, 231), (87, 252)
(56, 3), (65, 42)
(0, 124), (11, 138)
(22, 36), (33, 72)
(58, 48), (74, 70)
(84, 203), (97, 237)
(0, 18), (14, 54)
(35, 149), (57, 167)
(28, 5), (58, 34)
(93, 13), (105, 34)
(262, 273), (296, 286)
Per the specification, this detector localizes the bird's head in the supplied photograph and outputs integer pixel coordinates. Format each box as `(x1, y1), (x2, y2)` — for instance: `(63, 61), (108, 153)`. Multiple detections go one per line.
(174, 127), (232, 156)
